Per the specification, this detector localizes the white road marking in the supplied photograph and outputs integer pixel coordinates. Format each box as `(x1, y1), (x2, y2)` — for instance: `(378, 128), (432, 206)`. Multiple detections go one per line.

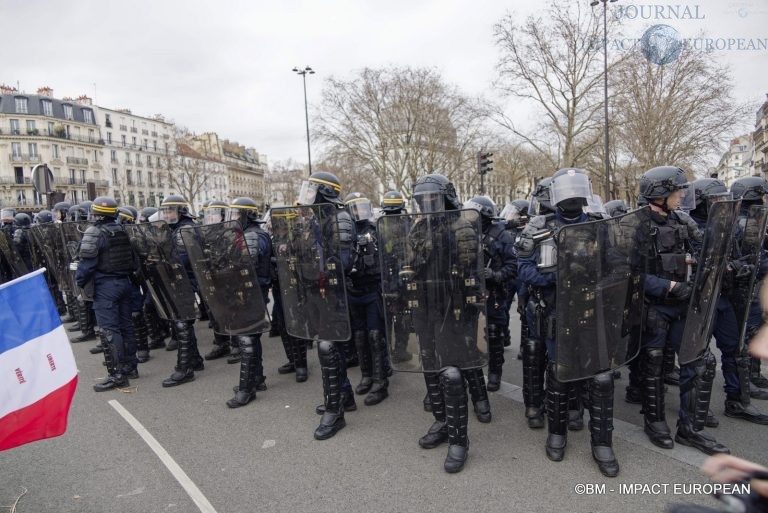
(495, 380), (707, 469)
(262, 439), (276, 449)
(108, 400), (218, 513)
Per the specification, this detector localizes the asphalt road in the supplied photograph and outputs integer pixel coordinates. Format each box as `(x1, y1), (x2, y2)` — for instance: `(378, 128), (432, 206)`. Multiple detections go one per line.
(2, 305), (767, 513)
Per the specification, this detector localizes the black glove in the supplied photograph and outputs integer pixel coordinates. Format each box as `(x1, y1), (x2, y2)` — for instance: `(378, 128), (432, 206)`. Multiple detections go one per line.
(481, 268), (501, 282)
(736, 263), (755, 280)
(668, 281), (692, 301)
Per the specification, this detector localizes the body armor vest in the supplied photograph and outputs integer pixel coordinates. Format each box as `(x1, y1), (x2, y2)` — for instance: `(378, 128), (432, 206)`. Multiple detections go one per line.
(96, 225), (134, 274)
(244, 224), (273, 282)
(648, 214), (689, 282)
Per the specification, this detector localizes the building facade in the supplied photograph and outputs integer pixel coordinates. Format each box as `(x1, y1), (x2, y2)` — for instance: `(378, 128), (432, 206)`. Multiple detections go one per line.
(0, 85), (110, 210)
(716, 134), (754, 187)
(93, 106), (175, 209)
(753, 96), (768, 180)
(174, 142), (228, 212)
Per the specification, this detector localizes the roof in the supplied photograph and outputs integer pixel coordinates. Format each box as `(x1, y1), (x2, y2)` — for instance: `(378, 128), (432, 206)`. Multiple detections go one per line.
(0, 94), (97, 125)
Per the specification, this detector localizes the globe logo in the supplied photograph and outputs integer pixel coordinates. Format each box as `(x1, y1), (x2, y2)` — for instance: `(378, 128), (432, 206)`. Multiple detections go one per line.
(640, 24), (683, 65)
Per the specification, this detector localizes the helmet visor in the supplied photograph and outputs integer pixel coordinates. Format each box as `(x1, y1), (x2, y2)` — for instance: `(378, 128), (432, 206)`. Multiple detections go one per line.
(297, 181), (319, 206)
(585, 194), (606, 216)
(160, 205), (179, 224)
(347, 198), (373, 222)
(413, 191), (445, 214)
(204, 208), (225, 225)
(673, 184), (695, 211)
(1, 209), (15, 222)
(550, 172), (593, 207)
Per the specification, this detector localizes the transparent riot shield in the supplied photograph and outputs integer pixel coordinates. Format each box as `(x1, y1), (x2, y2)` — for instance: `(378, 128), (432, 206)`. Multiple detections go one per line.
(30, 224), (71, 292)
(0, 230), (28, 278)
(728, 205), (768, 351)
(554, 208), (649, 381)
(124, 221), (196, 321)
(60, 222), (94, 301)
(180, 221), (270, 335)
(271, 204), (350, 341)
(679, 200), (740, 365)
(377, 209), (488, 372)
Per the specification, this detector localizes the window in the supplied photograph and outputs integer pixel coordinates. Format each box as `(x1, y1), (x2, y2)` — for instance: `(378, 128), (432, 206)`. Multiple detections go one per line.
(125, 152), (131, 164)
(28, 143), (38, 157)
(93, 149), (99, 163)
(153, 140), (157, 151)
(83, 109), (93, 124)
(80, 170), (86, 183)
(15, 97), (28, 114)
(10, 119), (19, 134)
(105, 114), (112, 127)
(47, 121), (54, 135)
(69, 169), (76, 185)
(63, 104), (73, 120)
(147, 155), (152, 166)
(11, 142), (21, 157)
(41, 100), (53, 117)
(121, 134), (126, 147)
(112, 168), (118, 183)
(33, 190), (43, 206)
(137, 170), (142, 185)
(156, 156), (161, 167)
(148, 171), (153, 186)
(70, 190), (77, 203)
(14, 167), (24, 185)
(52, 144), (60, 159)
(132, 136), (137, 146)
(107, 132), (112, 144)
(88, 129), (95, 142)
(18, 189), (27, 205)
(110, 150), (117, 162)
(126, 169), (133, 185)
(26, 120), (36, 133)
(143, 138), (148, 150)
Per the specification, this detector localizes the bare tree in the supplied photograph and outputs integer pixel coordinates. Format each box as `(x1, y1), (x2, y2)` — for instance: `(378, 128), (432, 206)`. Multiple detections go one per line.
(612, 44), (751, 180)
(493, 0), (621, 180)
(266, 159), (306, 206)
(166, 154), (210, 212)
(315, 66), (492, 199)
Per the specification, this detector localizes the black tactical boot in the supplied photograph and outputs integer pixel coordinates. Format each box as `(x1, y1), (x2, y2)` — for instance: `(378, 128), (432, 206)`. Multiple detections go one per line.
(293, 338), (308, 383)
(145, 303), (166, 349)
(486, 324), (504, 392)
(205, 333), (231, 360)
(625, 385), (642, 404)
(226, 339), (241, 364)
(364, 330), (389, 406)
(523, 337), (546, 429)
(133, 311), (150, 363)
(315, 391), (356, 414)
(314, 342), (347, 440)
(589, 373), (619, 477)
(465, 367), (491, 423)
(89, 342), (104, 354)
(751, 357), (768, 389)
(545, 362), (569, 461)
(227, 336), (258, 408)
(162, 324), (196, 387)
(663, 345), (680, 386)
(165, 338), (179, 351)
(727, 357), (768, 424)
(641, 348), (674, 449)
(391, 323), (412, 363)
(419, 420), (449, 449)
(675, 419), (730, 455)
(94, 335), (129, 392)
(567, 382), (584, 431)
(419, 372), (448, 448)
(423, 392), (432, 412)
(353, 330), (373, 395)
(442, 367), (469, 473)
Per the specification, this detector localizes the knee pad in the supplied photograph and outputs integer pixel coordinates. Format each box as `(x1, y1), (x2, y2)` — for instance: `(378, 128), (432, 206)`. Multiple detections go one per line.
(440, 366), (464, 395)
(318, 340), (335, 358)
(591, 372), (614, 394)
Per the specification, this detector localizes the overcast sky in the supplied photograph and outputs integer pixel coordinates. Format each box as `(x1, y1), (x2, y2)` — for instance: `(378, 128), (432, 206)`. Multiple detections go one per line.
(1, 0), (766, 165)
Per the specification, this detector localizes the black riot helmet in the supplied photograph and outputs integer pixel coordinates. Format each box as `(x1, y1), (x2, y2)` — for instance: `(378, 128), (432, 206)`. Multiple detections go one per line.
(691, 178), (730, 218)
(117, 206), (138, 224)
(639, 166), (693, 212)
(35, 210), (54, 224)
(67, 204), (86, 221)
(529, 177), (553, 216)
(1, 207), (16, 224)
(500, 199), (530, 228)
(344, 192), (374, 223)
(604, 199), (629, 218)
(297, 171), (343, 206)
(381, 190), (406, 214)
(228, 197), (262, 227)
(203, 199), (229, 225)
(412, 173), (461, 213)
(160, 194), (192, 225)
(79, 200), (93, 213)
(551, 168), (592, 219)
(730, 176), (768, 203)
(138, 207), (158, 224)
(52, 201), (72, 222)
(14, 213), (31, 227)
(90, 196), (119, 221)
(464, 196), (497, 226)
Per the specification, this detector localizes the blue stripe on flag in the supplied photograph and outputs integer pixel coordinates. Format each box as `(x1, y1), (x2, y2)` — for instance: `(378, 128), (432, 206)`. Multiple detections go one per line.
(0, 269), (61, 356)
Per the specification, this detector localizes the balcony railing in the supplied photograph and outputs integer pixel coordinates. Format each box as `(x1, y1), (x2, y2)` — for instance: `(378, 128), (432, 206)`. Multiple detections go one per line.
(66, 157), (89, 166)
(105, 120), (113, 128)
(127, 179), (134, 186)
(0, 128), (105, 145)
(0, 177), (31, 185)
(9, 154), (41, 163)
(130, 127), (138, 133)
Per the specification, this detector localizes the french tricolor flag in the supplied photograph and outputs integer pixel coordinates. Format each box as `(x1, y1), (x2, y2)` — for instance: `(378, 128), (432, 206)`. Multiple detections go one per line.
(0, 269), (78, 452)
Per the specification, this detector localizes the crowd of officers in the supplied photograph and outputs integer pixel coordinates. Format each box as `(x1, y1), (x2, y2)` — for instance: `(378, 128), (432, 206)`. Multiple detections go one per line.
(1, 165), (767, 480)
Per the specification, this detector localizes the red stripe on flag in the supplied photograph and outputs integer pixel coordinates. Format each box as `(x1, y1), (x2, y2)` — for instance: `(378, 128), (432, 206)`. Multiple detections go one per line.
(0, 376), (78, 451)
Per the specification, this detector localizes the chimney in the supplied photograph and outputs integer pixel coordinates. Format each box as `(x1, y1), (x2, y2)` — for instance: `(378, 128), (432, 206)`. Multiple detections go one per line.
(75, 95), (92, 106)
(37, 86), (53, 97)
(0, 84), (18, 95)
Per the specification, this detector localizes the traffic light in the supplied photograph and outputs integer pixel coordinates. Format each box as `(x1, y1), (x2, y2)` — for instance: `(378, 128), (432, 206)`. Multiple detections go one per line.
(476, 151), (493, 176)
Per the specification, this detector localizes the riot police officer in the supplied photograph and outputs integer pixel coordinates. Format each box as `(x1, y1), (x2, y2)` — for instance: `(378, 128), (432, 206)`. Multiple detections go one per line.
(138, 207), (158, 224)
(410, 173), (481, 473)
(52, 202), (72, 223)
(465, 196), (516, 399)
(637, 166), (730, 455)
(604, 199), (629, 218)
(226, 197), (273, 407)
(135, 206), (168, 351)
(730, 176), (768, 398)
(75, 197), (140, 391)
(499, 199), (529, 359)
(159, 194), (205, 387)
(345, 192), (389, 406)
(380, 190), (412, 364)
(12, 213), (33, 271)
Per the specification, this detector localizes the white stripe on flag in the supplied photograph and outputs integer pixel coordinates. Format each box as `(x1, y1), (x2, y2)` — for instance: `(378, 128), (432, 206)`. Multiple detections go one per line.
(0, 325), (78, 419)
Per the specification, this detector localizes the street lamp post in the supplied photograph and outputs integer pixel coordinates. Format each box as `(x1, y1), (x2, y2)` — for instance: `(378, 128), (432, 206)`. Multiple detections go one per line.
(292, 66), (315, 176)
(591, 0), (618, 199)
